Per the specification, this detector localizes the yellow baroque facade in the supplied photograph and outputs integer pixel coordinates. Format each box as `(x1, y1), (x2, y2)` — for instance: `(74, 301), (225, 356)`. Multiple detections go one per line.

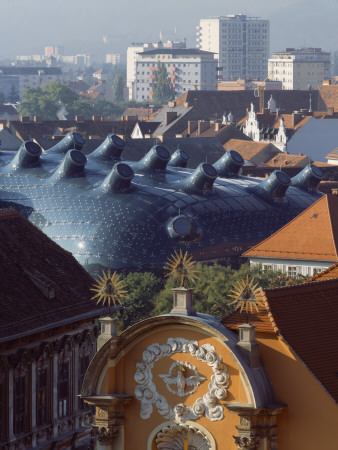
(82, 289), (284, 450)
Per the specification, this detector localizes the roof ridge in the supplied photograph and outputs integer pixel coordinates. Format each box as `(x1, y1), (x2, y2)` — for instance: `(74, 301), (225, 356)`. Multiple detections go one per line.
(243, 195), (325, 257)
(0, 208), (21, 220)
(326, 195), (338, 259)
(260, 288), (279, 334)
(306, 261), (338, 282)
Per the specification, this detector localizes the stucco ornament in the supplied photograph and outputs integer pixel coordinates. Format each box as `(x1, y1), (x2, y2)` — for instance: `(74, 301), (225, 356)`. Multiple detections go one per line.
(155, 424), (211, 449)
(134, 338), (229, 423)
(159, 361), (206, 397)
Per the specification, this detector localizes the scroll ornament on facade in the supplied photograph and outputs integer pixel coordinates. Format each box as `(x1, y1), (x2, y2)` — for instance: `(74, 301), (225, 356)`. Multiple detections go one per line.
(134, 338), (229, 423)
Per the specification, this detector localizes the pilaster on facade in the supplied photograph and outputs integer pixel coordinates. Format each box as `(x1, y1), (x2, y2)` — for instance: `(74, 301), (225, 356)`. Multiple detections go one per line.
(83, 395), (133, 450)
(227, 403), (285, 450)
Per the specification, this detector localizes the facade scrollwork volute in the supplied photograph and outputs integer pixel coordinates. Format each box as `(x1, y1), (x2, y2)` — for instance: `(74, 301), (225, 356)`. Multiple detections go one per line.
(94, 424), (119, 443)
(79, 336), (92, 359)
(233, 435), (260, 449)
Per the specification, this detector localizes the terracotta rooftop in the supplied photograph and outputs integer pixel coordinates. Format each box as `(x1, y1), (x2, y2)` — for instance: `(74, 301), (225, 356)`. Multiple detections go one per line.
(0, 209), (103, 341)
(326, 147), (338, 160)
(122, 107), (154, 120)
(223, 139), (281, 163)
(264, 153), (310, 168)
(318, 85), (338, 112)
(306, 262), (338, 282)
(180, 122), (251, 145)
(223, 278), (338, 403)
(7, 118), (138, 141)
(243, 194), (338, 262)
(172, 90), (322, 122)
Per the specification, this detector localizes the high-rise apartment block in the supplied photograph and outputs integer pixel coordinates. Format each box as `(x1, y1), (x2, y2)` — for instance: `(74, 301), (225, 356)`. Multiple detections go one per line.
(268, 48), (331, 90)
(196, 14), (269, 81)
(127, 40), (186, 100)
(44, 46), (64, 57)
(133, 48), (217, 102)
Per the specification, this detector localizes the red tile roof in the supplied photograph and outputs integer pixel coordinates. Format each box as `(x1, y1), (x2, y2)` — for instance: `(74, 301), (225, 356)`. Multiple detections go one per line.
(243, 195), (338, 262)
(224, 139), (281, 163)
(223, 278), (338, 402)
(306, 262), (338, 282)
(173, 90), (322, 122)
(264, 153), (309, 168)
(7, 119), (137, 141)
(0, 209), (103, 341)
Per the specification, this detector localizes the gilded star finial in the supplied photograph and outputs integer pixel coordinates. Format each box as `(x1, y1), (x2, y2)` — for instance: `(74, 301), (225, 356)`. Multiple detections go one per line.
(229, 275), (264, 313)
(91, 269), (127, 309)
(164, 249), (199, 287)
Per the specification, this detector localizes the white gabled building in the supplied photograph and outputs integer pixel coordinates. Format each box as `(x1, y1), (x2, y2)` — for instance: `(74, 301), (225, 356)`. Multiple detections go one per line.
(133, 48), (218, 102)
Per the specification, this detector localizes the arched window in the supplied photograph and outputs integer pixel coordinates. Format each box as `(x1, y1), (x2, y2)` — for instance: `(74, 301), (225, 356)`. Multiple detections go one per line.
(14, 362), (29, 435)
(58, 340), (72, 418)
(36, 350), (51, 427)
(78, 336), (93, 409)
(0, 359), (8, 443)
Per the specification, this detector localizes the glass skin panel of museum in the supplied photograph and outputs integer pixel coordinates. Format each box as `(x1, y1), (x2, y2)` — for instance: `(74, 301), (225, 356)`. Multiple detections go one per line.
(0, 132), (322, 271)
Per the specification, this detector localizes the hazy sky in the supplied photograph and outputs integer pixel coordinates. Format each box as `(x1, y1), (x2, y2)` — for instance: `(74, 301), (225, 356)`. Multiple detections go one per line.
(0, 0), (337, 60)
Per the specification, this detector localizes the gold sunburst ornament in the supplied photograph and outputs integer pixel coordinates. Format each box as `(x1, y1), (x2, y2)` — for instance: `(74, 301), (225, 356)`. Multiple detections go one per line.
(91, 270), (127, 308)
(229, 275), (264, 313)
(164, 249), (199, 287)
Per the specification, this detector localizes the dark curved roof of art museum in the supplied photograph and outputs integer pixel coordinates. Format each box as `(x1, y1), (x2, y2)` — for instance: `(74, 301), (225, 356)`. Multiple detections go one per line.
(0, 132), (323, 272)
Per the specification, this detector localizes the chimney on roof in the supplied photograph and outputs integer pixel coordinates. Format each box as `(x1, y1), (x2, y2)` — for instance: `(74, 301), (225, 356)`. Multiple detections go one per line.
(323, 79), (331, 85)
(75, 115), (85, 123)
(168, 101), (176, 107)
(92, 115), (104, 122)
(97, 316), (118, 351)
(331, 188), (338, 195)
(170, 287), (196, 316)
(327, 107), (334, 116)
(34, 116), (42, 124)
(20, 116), (30, 123)
(214, 122), (220, 132)
(187, 121), (198, 135)
(165, 111), (178, 126)
(237, 324), (260, 369)
(197, 120), (210, 135)
(292, 111), (303, 127)
(299, 152), (303, 156)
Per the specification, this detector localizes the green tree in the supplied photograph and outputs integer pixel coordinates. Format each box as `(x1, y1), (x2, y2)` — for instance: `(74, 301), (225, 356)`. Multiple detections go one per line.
(18, 87), (44, 118)
(153, 263), (299, 319)
(7, 83), (19, 103)
(121, 272), (162, 329)
(112, 75), (124, 102)
(152, 61), (175, 106)
(92, 97), (124, 119)
(43, 81), (78, 107)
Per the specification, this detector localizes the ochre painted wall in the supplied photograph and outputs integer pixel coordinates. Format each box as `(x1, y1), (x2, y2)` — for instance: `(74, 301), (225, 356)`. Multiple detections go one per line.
(257, 332), (338, 449)
(98, 325), (248, 450)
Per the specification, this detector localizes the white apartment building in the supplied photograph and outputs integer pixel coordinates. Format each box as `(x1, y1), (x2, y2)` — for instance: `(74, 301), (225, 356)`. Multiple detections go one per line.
(268, 48), (331, 90)
(106, 53), (122, 65)
(0, 67), (63, 100)
(196, 14), (269, 81)
(127, 41), (186, 100)
(133, 48), (217, 102)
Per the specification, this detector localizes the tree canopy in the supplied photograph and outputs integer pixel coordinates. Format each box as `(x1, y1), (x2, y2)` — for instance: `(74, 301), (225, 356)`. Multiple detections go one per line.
(17, 82), (125, 120)
(111, 263), (308, 331)
(152, 61), (175, 106)
(112, 75), (124, 102)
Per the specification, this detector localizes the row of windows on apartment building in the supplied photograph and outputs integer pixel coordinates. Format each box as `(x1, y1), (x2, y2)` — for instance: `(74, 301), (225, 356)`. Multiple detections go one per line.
(0, 338), (93, 443)
(138, 63), (204, 68)
(259, 263), (324, 277)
